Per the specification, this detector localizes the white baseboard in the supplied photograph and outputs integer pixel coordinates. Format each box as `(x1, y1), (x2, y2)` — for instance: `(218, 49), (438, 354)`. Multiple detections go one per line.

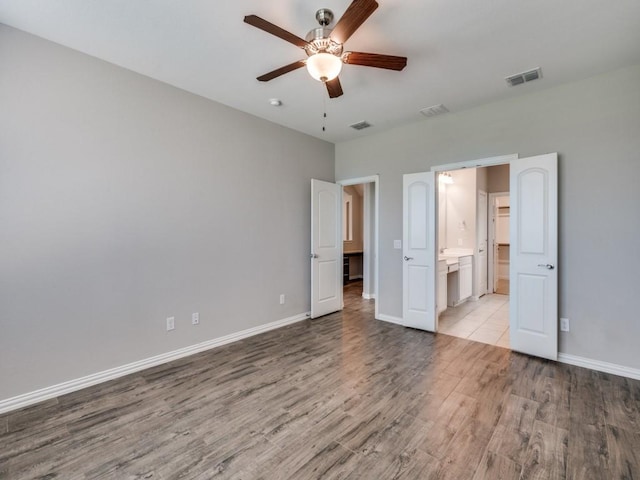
(377, 313), (404, 326)
(362, 293), (376, 300)
(558, 353), (640, 381)
(0, 312), (309, 415)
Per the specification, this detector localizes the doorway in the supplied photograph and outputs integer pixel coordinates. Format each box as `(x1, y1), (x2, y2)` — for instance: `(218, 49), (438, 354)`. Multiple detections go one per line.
(401, 153), (558, 360)
(489, 192), (510, 295)
(310, 175), (379, 319)
(341, 180), (376, 307)
(342, 184), (365, 299)
(436, 165), (511, 348)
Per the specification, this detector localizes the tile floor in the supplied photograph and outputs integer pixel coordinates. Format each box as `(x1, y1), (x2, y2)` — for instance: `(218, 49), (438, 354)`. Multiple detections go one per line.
(438, 294), (510, 348)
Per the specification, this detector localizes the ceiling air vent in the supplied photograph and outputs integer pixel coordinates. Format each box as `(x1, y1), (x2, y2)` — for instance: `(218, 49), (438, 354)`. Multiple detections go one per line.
(505, 67), (542, 87)
(350, 120), (372, 130)
(420, 104), (449, 117)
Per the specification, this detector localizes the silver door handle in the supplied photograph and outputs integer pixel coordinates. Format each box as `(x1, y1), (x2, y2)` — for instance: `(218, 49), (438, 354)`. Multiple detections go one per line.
(479, 249), (485, 253)
(538, 263), (554, 269)
(310, 253), (318, 259)
(404, 256), (414, 261)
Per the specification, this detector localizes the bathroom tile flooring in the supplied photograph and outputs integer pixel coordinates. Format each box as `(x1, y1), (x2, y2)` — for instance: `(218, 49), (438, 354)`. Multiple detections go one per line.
(438, 294), (510, 348)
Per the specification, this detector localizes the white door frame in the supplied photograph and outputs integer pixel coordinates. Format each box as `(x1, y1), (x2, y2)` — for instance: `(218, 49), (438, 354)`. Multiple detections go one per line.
(337, 175), (380, 320)
(488, 191), (509, 293)
(432, 154), (518, 173)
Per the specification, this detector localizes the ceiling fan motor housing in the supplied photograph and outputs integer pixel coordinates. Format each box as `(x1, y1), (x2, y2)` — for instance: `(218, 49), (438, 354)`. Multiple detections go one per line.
(305, 28), (343, 57)
(304, 9), (343, 58)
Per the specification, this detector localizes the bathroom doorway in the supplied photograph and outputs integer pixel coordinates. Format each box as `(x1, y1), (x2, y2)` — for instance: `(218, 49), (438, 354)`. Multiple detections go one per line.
(436, 164), (511, 348)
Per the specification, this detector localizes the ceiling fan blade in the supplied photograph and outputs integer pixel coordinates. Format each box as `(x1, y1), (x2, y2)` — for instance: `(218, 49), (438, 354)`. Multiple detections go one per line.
(244, 15), (308, 48)
(330, 0), (379, 44)
(325, 77), (344, 98)
(344, 52), (407, 71)
(257, 60), (306, 82)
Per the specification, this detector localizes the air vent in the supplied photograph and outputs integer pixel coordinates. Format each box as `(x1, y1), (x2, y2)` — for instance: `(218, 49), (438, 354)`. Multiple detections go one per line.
(505, 67), (542, 87)
(349, 120), (371, 130)
(420, 104), (449, 117)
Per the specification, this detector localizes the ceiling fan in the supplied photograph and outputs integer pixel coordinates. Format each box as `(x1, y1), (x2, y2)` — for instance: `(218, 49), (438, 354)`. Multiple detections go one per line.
(244, 0), (407, 98)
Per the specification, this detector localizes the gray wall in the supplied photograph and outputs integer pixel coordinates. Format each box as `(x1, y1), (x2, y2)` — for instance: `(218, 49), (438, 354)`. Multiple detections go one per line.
(336, 64), (640, 370)
(0, 25), (334, 401)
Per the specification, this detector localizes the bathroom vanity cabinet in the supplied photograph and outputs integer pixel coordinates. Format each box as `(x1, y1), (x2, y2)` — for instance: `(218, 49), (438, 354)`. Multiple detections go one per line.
(447, 255), (473, 307)
(437, 259), (448, 315)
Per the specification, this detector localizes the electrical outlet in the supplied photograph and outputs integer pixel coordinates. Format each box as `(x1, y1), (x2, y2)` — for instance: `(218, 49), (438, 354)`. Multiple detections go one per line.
(560, 317), (570, 332)
(192, 312), (199, 325)
(166, 316), (175, 331)
(279, 294), (285, 305)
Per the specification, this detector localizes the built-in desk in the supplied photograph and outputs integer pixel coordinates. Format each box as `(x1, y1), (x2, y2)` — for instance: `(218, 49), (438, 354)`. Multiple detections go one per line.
(343, 251), (363, 284)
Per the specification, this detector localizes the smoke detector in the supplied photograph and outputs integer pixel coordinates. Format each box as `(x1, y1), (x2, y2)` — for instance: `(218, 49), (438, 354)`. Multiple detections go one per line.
(505, 67), (542, 87)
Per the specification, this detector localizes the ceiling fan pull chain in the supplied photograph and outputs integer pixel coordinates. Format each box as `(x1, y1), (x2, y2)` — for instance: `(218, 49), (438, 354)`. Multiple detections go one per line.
(322, 94), (327, 132)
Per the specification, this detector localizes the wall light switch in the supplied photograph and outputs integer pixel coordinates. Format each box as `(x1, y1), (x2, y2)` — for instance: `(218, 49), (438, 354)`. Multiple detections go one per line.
(394, 240), (402, 249)
(166, 316), (175, 331)
(560, 318), (570, 332)
(192, 312), (199, 325)
(279, 294), (285, 305)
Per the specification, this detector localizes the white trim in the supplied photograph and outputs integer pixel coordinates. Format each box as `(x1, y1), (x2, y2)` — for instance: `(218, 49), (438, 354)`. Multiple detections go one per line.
(558, 353), (640, 381)
(376, 313), (404, 326)
(362, 293), (376, 300)
(0, 312), (309, 414)
(431, 154), (518, 172)
(338, 175), (379, 187)
(337, 174), (380, 320)
(362, 183), (371, 298)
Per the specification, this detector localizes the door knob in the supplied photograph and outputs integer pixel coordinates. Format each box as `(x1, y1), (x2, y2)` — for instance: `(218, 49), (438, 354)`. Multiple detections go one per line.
(538, 263), (554, 269)
(404, 256), (414, 261)
(310, 253), (318, 259)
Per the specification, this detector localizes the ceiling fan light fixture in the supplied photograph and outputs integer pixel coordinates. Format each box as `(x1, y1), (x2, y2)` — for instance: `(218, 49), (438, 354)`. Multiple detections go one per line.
(306, 53), (343, 82)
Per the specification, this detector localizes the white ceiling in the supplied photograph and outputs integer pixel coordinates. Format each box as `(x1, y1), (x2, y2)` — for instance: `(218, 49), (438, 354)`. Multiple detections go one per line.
(1, 0), (640, 143)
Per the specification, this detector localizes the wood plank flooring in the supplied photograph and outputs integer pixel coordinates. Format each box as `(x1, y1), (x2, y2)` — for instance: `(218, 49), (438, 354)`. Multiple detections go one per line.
(1, 283), (639, 479)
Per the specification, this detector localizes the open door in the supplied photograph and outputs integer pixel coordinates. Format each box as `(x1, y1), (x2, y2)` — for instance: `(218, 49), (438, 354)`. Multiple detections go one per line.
(311, 179), (342, 318)
(402, 172), (436, 331)
(510, 153), (558, 360)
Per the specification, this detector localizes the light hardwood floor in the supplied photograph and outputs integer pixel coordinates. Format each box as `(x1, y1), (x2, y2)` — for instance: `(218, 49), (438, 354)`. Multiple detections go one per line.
(1, 285), (639, 479)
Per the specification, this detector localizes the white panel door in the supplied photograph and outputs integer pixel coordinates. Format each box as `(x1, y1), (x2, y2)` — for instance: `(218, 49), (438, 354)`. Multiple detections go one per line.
(311, 179), (342, 318)
(402, 172), (436, 331)
(477, 190), (488, 296)
(510, 153), (558, 360)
